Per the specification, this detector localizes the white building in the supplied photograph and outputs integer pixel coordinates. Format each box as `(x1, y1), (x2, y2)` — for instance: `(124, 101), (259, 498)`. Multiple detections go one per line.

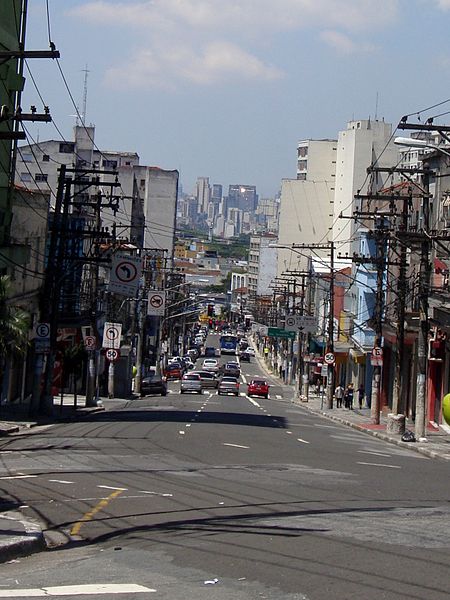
(297, 139), (337, 181)
(333, 119), (397, 256)
(196, 176), (211, 214)
(277, 179), (334, 276)
(248, 234), (277, 296)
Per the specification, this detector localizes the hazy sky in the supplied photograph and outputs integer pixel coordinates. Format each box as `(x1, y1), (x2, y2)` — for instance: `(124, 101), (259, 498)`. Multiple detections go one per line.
(23, 0), (450, 197)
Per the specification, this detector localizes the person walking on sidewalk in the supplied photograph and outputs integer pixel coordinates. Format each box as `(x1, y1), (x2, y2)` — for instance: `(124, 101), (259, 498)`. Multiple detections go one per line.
(344, 383), (354, 409)
(357, 383), (365, 409)
(335, 383), (344, 408)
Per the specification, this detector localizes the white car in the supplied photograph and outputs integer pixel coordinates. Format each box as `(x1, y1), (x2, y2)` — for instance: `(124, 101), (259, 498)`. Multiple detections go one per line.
(246, 347), (255, 356)
(202, 358), (219, 373)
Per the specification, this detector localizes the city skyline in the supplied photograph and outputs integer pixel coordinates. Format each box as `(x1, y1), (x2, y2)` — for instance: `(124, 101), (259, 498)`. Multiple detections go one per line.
(23, 1), (450, 197)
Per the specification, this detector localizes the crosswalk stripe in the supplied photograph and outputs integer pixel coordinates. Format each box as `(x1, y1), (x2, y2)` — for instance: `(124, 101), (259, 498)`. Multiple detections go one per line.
(0, 583), (155, 596)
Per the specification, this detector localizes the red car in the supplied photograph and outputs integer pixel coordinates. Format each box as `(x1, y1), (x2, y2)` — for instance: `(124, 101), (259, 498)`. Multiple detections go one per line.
(247, 379), (269, 398)
(164, 364), (183, 380)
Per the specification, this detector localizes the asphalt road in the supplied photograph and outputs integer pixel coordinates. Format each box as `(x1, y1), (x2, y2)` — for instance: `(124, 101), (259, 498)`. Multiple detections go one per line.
(0, 332), (449, 599)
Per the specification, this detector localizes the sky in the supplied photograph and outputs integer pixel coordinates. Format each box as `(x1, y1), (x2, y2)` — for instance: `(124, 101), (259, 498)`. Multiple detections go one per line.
(22, 0), (450, 198)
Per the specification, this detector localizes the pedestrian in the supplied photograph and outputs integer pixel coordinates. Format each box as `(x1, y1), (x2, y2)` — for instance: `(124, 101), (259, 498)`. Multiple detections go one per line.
(344, 383), (354, 409)
(357, 383), (365, 409)
(335, 383), (344, 408)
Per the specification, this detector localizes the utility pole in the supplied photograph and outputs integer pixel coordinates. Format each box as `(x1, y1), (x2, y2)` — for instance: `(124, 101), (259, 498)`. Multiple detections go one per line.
(415, 165), (431, 440)
(326, 241), (335, 409)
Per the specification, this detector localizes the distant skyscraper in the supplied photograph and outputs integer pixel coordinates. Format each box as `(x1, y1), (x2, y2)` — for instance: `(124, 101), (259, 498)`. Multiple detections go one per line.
(196, 177), (211, 214)
(228, 184), (258, 213)
(211, 184), (222, 204)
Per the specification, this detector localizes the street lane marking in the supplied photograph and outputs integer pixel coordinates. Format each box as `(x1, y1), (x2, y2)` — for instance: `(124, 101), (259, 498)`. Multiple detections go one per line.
(97, 485), (128, 491)
(223, 443), (250, 449)
(297, 438), (310, 444)
(140, 491), (173, 497)
(357, 450), (392, 458)
(179, 430), (185, 435)
(0, 584), (155, 596)
(357, 462), (401, 469)
(49, 480), (74, 484)
(71, 489), (124, 536)
(314, 424), (341, 429)
(246, 396), (260, 407)
(276, 395), (282, 399)
(0, 474), (36, 480)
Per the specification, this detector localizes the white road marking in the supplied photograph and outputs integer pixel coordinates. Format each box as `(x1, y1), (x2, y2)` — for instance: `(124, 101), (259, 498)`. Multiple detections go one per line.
(241, 374), (247, 384)
(276, 394), (282, 399)
(223, 443), (250, 449)
(0, 475), (36, 480)
(185, 423), (191, 427)
(314, 424), (341, 429)
(179, 430), (185, 435)
(140, 491), (173, 497)
(246, 396), (260, 407)
(357, 450), (392, 458)
(240, 392), (246, 396)
(357, 462), (401, 469)
(297, 438), (310, 444)
(0, 583), (155, 596)
(48, 480), (74, 484)
(286, 431), (293, 434)
(97, 485), (128, 491)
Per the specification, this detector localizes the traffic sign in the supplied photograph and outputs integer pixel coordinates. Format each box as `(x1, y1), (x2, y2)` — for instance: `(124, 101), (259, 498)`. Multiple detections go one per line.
(371, 346), (383, 366)
(268, 327), (295, 339)
(35, 322), (50, 340)
(102, 322), (122, 349)
(284, 315), (318, 333)
(84, 335), (96, 350)
(324, 352), (335, 365)
(109, 253), (142, 297)
(147, 290), (166, 316)
(105, 348), (120, 363)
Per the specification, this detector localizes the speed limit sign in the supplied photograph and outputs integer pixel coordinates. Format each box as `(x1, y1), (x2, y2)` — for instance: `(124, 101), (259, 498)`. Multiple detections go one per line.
(105, 348), (120, 362)
(324, 352), (335, 365)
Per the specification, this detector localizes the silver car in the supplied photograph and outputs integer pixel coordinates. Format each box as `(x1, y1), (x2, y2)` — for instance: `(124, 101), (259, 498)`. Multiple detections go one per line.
(180, 373), (202, 394)
(192, 370), (219, 389)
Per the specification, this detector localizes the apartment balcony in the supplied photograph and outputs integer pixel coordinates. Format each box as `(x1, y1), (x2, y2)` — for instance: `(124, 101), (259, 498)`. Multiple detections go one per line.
(351, 318), (376, 351)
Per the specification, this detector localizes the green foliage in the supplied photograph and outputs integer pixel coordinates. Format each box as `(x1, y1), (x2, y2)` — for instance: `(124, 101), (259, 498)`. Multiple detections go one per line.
(0, 275), (30, 360)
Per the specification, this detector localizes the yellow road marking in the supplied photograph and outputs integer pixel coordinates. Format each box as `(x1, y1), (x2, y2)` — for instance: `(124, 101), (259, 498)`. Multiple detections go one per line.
(70, 489), (124, 536)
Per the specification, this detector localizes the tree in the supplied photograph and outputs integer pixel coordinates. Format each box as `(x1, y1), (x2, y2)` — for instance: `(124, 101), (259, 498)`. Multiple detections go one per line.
(0, 276), (30, 401)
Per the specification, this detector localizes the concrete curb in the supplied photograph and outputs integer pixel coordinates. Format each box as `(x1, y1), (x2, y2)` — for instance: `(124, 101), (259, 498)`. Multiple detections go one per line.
(292, 397), (450, 462)
(0, 512), (47, 564)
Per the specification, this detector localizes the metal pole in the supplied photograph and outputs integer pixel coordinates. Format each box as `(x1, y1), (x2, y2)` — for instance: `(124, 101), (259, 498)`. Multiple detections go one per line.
(326, 241), (335, 409)
(415, 166), (431, 441)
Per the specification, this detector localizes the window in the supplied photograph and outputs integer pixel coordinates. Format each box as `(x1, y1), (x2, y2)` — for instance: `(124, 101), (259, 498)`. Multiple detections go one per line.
(297, 146), (308, 158)
(42, 154), (50, 162)
(298, 160), (307, 171)
(35, 173), (48, 182)
(21, 153), (33, 162)
(297, 173), (306, 181)
(140, 179), (146, 186)
(59, 142), (75, 154)
(20, 173), (31, 183)
(102, 159), (117, 169)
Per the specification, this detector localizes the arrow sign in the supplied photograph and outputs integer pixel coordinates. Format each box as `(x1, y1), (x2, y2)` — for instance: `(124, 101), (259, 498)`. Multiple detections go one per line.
(102, 322), (122, 349)
(109, 253), (142, 297)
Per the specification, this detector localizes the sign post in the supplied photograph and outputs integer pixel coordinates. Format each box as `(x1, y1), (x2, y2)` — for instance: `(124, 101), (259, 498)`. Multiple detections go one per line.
(147, 290), (166, 316)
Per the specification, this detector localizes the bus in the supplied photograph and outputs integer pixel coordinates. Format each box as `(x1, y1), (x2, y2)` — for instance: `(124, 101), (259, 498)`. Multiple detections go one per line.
(219, 334), (238, 355)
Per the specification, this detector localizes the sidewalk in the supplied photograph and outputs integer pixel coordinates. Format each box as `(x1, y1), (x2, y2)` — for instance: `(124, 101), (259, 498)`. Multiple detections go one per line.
(252, 342), (450, 462)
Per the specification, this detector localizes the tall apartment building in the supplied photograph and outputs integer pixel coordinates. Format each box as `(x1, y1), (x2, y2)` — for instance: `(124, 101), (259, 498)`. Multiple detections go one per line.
(333, 119), (397, 255)
(196, 177), (211, 214)
(228, 184), (258, 213)
(248, 234), (277, 296)
(277, 139), (337, 276)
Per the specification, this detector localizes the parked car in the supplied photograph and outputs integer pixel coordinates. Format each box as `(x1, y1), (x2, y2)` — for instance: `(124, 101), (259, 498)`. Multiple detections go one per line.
(192, 370), (219, 389)
(245, 347), (255, 356)
(239, 351), (250, 362)
(180, 373), (202, 394)
(218, 376), (240, 396)
(187, 348), (199, 361)
(247, 379), (269, 398)
(204, 346), (217, 357)
(140, 371), (167, 396)
(202, 358), (219, 373)
(181, 356), (195, 370)
(222, 361), (241, 378)
(164, 363), (183, 380)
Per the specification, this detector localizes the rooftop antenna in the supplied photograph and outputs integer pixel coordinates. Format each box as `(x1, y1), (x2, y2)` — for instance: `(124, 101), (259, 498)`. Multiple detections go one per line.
(375, 91), (379, 120)
(81, 64), (89, 125)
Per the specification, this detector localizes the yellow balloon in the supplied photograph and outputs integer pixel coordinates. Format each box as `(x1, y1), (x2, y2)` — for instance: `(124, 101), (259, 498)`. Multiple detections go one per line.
(443, 393), (450, 426)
